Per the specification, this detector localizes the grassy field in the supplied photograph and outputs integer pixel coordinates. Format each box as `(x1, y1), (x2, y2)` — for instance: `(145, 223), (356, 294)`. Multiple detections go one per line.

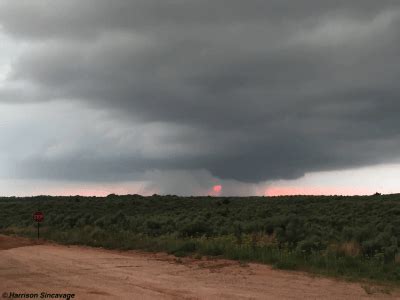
(1, 194), (399, 284)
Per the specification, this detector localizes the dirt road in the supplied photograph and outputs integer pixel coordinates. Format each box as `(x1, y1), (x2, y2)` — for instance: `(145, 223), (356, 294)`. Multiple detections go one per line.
(0, 235), (398, 299)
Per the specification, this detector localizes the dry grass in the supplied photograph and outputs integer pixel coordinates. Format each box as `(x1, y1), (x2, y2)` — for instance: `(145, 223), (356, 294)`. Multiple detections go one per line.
(329, 241), (361, 257)
(361, 284), (392, 295)
(395, 254), (400, 264)
(242, 233), (277, 248)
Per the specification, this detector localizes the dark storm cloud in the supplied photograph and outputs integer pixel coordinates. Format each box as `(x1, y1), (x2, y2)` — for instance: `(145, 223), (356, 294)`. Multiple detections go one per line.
(1, 0), (400, 183)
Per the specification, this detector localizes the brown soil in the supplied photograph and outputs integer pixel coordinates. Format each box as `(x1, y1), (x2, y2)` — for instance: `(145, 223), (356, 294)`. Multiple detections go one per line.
(0, 235), (398, 299)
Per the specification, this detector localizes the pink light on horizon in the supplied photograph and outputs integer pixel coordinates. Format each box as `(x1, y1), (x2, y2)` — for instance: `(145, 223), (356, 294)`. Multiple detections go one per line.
(28, 182), (152, 197)
(213, 185), (222, 193)
(208, 184), (222, 196)
(46, 186), (132, 197)
(264, 186), (369, 196)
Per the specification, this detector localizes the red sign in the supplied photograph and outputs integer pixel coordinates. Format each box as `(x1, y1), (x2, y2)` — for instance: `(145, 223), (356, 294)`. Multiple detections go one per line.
(33, 211), (44, 223)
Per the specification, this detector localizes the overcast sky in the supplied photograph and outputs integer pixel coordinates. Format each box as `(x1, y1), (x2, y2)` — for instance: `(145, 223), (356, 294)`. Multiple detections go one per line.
(1, 0), (400, 196)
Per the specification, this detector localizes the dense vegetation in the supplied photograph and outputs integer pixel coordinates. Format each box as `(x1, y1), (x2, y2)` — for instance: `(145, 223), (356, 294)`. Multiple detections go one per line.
(1, 194), (399, 283)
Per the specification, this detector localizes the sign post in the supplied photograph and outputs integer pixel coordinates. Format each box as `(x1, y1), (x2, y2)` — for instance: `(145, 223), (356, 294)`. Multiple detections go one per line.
(33, 211), (44, 240)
